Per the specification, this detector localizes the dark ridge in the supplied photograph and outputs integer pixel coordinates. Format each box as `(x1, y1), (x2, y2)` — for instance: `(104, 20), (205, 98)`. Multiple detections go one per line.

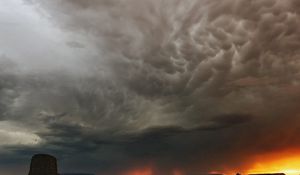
(61, 174), (95, 175)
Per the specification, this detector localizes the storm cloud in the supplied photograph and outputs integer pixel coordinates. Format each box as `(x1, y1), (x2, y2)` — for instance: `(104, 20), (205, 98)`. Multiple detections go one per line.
(2, 0), (300, 174)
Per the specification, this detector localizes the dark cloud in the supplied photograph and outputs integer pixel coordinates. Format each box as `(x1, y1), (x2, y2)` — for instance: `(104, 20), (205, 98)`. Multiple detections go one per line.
(1, 0), (300, 174)
(0, 56), (22, 121)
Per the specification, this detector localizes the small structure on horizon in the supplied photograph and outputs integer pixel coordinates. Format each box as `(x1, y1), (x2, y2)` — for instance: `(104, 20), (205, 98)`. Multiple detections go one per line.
(28, 154), (58, 175)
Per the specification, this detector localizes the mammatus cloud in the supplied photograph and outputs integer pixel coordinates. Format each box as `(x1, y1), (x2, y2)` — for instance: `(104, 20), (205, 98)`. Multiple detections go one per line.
(1, 0), (300, 174)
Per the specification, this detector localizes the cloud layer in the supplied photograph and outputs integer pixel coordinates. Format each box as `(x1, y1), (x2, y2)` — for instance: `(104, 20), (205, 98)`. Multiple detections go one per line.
(1, 0), (300, 174)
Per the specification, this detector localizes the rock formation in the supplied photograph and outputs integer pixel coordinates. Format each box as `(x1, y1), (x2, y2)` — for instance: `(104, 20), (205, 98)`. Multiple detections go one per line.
(28, 154), (58, 175)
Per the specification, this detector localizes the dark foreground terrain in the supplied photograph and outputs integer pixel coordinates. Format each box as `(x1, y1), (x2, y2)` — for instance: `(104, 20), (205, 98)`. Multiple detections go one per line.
(27, 154), (287, 175)
(28, 154), (94, 175)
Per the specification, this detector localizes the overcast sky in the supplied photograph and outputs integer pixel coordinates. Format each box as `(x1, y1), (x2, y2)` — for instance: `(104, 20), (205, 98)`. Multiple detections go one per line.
(1, 0), (300, 175)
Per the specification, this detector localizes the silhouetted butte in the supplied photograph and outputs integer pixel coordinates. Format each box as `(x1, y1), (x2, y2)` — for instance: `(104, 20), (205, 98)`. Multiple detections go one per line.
(28, 154), (58, 175)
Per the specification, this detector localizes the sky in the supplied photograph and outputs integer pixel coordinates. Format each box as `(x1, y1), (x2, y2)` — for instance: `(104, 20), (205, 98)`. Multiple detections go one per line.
(1, 0), (300, 175)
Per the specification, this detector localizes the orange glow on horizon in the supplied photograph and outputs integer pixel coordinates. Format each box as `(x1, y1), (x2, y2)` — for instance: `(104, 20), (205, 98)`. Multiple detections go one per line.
(173, 169), (184, 175)
(123, 167), (153, 175)
(246, 149), (300, 175)
(123, 167), (185, 175)
(121, 150), (300, 175)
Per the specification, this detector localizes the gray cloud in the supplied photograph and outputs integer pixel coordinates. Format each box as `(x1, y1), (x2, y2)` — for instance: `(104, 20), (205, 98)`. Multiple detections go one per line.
(1, 0), (300, 174)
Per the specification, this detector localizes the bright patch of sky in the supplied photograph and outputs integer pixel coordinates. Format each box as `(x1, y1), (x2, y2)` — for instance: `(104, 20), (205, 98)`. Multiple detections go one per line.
(0, 0), (93, 72)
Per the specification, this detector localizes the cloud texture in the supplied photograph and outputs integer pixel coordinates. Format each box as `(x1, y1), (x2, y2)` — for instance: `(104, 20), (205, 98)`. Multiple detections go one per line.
(2, 0), (300, 174)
